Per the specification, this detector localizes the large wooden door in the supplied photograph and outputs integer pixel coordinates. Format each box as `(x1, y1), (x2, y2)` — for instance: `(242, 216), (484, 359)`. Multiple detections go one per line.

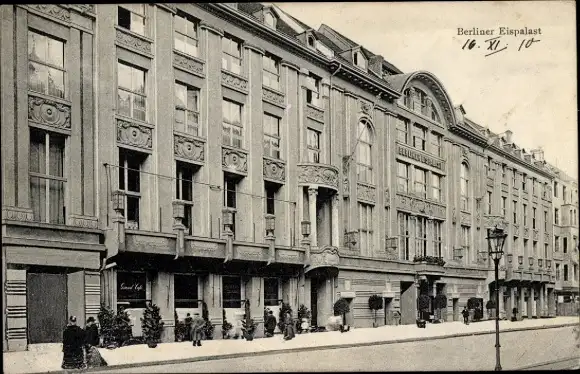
(310, 278), (319, 327)
(27, 272), (67, 343)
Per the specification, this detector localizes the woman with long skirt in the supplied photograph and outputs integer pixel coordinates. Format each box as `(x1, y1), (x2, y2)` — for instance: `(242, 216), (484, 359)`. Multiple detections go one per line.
(62, 316), (86, 370)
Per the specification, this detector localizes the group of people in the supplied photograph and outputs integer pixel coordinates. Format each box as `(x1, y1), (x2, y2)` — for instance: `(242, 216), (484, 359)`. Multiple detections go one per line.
(264, 309), (296, 341)
(61, 316), (105, 370)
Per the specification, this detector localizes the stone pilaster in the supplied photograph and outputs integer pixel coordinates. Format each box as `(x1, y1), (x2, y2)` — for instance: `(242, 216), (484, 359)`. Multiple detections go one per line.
(244, 277), (264, 338)
(308, 187), (318, 247)
(202, 274), (223, 339)
(151, 272), (175, 343)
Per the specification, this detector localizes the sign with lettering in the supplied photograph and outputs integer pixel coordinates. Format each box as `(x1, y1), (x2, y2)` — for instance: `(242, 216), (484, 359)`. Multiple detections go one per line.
(397, 144), (444, 170)
(117, 272), (146, 300)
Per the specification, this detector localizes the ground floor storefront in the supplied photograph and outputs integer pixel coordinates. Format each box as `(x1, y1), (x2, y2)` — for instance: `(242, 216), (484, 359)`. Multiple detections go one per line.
(491, 282), (557, 320)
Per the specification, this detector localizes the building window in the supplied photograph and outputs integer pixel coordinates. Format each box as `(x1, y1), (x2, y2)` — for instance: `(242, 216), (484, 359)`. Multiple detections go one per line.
(223, 175), (237, 236)
(265, 183), (277, 215)
(29, 129), (66, 224)
(306, 73), (321, 107)
(174, 274), (199, 309)
(414, 168), (427, 199)
(358, 203), (374, 255)
(460, 162), (469, 211)
(563, 237), (568, 253)
(403, 88), (413, 108)
(118, 4), (145, 36)
(221, 35), (242, 75)
(307, 36), (315, 48)
(512, 170), (517, 187)
(553, 182), (558, 197)
(532, 207), (537, 229)
(396, 118), (408, 144)
(501, 164), (507, 183)
(28, 31), (65, 99)
(117, 62), (146, 121)
(356, 120), (373, 184)
(117, 272), (147, 310)
(523, 203), (528, 226)
(563, 186), (567, 202)
(222, 276), (242, 308)
(501, 197), (507, 217)
(563, 264), (568, 281)
(554, 208), (559, 225)
(544, 243), (548, 259)
(222, 99), (243, 148)
(555, 263), (560, 280)
(484, 157), (492, 177)
(554, 236), (560, 252)
(522, 174), (527, 191)
(430, 133), (443, 157)
(176, 162), (194, 235)
(263, 113), (281, 159)
(544, 210), (548, 231)
(487, 191), (492, 215)
(397, 162), (410, 194)
(412, 124), (427, 151)
(532, 178), (536, 195)
(513, 200), (518, 223)
(262, 54), (280, 90)
(431, 174), (442, 202)
(175, 83), (199, 136)
(513, 236), (518, 256)
(307, 129), (320, 163)
(398, 212), (411, 260)
(354, 51), (366, 69)
(523, 239), (529, 259)
(533, 241), (538, 257)
(264, 278), (279, 306)
(119, 149), (145, 229)
(433, 220), (443, 258)
(174, 13), (198, 57)
(461, 225), (470, 261)
(416, 217), (427, 257)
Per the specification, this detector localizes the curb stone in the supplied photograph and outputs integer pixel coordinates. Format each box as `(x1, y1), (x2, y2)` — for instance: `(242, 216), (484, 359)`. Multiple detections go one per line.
(33, 322), (578, 374)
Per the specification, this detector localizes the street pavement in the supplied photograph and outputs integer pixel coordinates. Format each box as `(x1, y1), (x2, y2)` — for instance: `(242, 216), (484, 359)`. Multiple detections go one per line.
(3, 316), (578, 373)
(91, 326), (580, 372)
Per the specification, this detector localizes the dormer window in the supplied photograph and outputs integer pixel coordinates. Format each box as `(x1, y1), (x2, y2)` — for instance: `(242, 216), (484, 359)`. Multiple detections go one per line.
(264, 12), (276, 29)
(307, 36), (315, 48)
(353, 51), (366, 70)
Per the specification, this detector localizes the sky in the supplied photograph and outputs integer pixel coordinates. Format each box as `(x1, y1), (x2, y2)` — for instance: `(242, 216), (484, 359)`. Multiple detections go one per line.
(276, 1), (578, 180)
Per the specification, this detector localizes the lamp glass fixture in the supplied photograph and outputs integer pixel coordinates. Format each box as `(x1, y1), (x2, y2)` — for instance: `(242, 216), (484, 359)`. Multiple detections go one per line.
(486, 227), (507, 260)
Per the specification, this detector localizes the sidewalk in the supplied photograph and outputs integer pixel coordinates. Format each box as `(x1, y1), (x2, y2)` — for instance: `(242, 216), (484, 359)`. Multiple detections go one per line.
(4, 316), (578, 374)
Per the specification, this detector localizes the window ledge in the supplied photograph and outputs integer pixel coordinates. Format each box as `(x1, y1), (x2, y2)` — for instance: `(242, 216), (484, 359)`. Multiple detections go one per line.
(28, 90), (72, 106)
(114, 25), (154, 44)
(173, 49), (205, 64)
(115, 114), (154, 129)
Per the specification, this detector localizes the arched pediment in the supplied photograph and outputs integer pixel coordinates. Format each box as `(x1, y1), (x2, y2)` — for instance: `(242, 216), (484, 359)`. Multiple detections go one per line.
(387, 71), (457, 127)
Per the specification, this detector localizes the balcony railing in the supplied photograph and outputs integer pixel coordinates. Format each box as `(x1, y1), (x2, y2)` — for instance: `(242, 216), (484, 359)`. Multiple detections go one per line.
(413, 255), (446, 266)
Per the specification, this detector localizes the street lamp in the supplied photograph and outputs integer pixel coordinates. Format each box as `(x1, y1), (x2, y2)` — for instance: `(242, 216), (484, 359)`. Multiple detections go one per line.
(486, 226), (507, 371)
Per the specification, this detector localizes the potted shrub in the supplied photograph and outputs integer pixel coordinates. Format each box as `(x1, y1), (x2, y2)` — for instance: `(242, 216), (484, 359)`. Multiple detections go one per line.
(241, 318), (258, 341)
(297, 304), (311, 333)
(368, 294), (383, 328)
(467, 297), (479, 323)
(141, 302), (164, 348)
(333, 298), (351, 332)
(113, 307), (133, 347)
(201, 302), (214, 340)
(434, 294), (447, 322)
(222, 309), (233, 339)
(277, 302), (293, 333)
(174, 310), (186, 342)
(97, 304), (115, 348)
(417, 294), (430, 323)
(486, 300), (496, 320)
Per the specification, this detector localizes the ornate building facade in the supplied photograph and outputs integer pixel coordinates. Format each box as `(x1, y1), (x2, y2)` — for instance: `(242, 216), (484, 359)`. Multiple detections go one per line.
(1, 3), (564, 351)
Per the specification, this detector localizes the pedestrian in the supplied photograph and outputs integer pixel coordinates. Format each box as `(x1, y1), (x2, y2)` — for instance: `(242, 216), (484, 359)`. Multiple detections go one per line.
(283, 311), (295, 341)
(184, 313), (193, 341)
(264, 310), (277, 337)
(84, 317), (106, 368)
(190, 312), (205, 347)
(61, 316), (86, 370)
(461, 306), (469, 325)
(393, 310), (401, 326)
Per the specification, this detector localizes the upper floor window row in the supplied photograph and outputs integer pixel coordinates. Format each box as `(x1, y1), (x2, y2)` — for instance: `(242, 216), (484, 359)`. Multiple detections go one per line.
(28, 31), (65, 99)
(396, 118), (443, 157)
(118, 4), (146, 36)
(403, 87), (442, 123)
(222, 35), (242, 75)
(117, 62), (147, 122)
(174, 13), (199, 57)
(356, 120), (373, 184)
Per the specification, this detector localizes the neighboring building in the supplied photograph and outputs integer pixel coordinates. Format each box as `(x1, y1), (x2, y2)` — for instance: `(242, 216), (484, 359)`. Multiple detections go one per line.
(0, 3), (562, 351)
(546, 163), (579, 314)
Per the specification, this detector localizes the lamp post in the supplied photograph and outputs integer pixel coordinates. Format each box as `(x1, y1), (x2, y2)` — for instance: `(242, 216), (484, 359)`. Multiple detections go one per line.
(486, 226), (507, 371)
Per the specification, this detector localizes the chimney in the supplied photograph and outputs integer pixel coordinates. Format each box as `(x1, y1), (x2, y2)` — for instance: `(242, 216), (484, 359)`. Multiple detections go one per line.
(530, 147), (545, 162)
(504, 129), (513, 144)
(368, 55), (384, 77)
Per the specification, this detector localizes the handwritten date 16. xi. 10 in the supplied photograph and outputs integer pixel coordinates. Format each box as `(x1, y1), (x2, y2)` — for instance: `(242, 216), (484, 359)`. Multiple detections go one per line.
(462, 36), (540, 57)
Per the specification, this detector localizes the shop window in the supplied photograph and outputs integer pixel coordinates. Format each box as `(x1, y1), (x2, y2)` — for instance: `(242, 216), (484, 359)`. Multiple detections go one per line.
(222, 276), (242, 308)
(264, 278), (279, 306)
(117, 272), (148, 310)
(174, 274), (199, 308)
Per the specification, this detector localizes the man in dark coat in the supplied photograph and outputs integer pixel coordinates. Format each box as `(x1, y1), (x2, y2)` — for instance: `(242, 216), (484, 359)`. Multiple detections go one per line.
(190, 313), (205, 347)
(62, 316), (86, 369)
(184, 313), (193, 341)
(461, 306), (470, 325)
(264, 310), (277, 337)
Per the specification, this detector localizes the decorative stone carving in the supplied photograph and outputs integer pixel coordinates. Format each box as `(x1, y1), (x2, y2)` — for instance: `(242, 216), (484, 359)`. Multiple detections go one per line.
(263, 158), (286, 182)
(222, 147), (248, 174)
(116, 29), (152, 55)
(174, 135), (204, 162)
(461, 146), (469, 159)
(356, 183), (376, 203)
(484, 215), (509, 230)
(342, 156), (350, 195)
(452, 208), (457, 223)
(2, 207), (34, 222)
(397, 144), (444, 170)
(396, 194), (446, 219)
(70, 4), (95, 14)
(501, 183), (508, 193)
(533, 229), (539, 241)
(544, 232), (551, 243)
(524, 227), (530, 237)
(359, 100), (373, 117)
(69, 215), (99, 229)
(262, 86), (285, 106)
(28, 96), (71, 129)
(117, 120), (152, 150)
(173, 53), (204, 76)
(460, 211), (471, 225)
(306, 104), (324, 123)
(384, 189), (390, 206)
(221, 70), (248, 92)
(297, 164), (339, 190)
(28, 4), (70, 21)
(513, 223), (520, 235)
(277, 252), (301, 264)
(308, 246), (339, 269)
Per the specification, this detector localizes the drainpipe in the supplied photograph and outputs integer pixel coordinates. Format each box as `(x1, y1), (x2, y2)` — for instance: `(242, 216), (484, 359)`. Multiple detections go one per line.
(329, 63), (342, 163)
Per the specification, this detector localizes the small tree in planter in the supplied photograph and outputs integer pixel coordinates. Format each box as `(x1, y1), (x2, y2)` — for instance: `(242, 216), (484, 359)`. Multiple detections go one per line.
(241, 318), (258, 341)
(222, 309), (233, 339)
(174, 310), (187, 342)
(97, 304), (115, 347)
(277, 302), (293, 332)
(486, 300), (496, 320)
(333, 298), (351, 332)
(417, 294), (430, 322)
(113, 307), (133, 347)
(434, 294), (447, 322)
(201, 301), (214, 340)
(467, 297), (479, 322)
(368, 295), (383, 328)
(141, 302), (164, 348)
(297, 304), (311, 333)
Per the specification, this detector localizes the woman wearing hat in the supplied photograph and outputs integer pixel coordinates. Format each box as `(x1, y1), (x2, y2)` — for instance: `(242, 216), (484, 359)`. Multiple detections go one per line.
(84, 316), (106, 368)
(61, 316), (86, 369)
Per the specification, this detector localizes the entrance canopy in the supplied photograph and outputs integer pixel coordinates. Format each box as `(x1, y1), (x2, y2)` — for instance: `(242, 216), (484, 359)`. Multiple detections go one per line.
(305, 246), (340, 278)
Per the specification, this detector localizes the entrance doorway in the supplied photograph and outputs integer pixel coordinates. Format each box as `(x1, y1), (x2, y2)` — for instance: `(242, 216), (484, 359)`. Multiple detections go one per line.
(310, 277), (321, 327)
(400, 281), (415, 325)
(27, 272), (68, 344)
(384, 298), (393, 325)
